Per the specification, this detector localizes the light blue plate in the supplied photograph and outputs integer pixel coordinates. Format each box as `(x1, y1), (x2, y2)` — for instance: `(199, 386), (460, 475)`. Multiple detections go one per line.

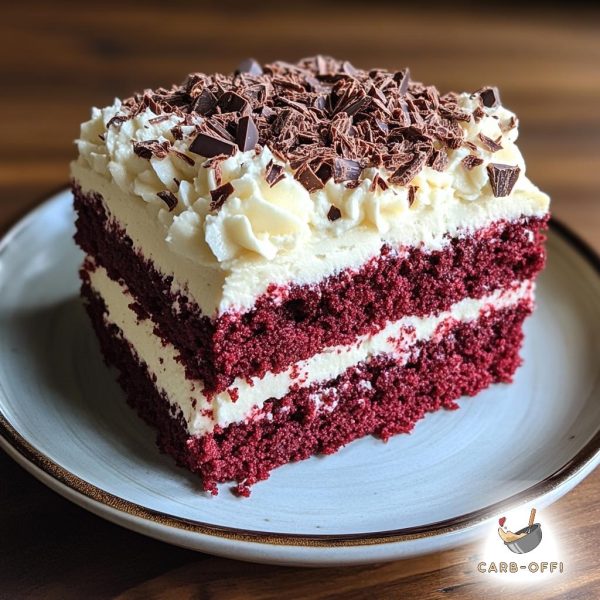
(1, 189), (599, 566)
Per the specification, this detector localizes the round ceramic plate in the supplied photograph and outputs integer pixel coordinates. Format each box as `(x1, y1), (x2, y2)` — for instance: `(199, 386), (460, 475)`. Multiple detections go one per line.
(1, 189), (599, 566)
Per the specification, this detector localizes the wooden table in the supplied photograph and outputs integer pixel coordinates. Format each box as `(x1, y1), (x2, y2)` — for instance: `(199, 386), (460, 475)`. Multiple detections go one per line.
(1, 3), (599, 598)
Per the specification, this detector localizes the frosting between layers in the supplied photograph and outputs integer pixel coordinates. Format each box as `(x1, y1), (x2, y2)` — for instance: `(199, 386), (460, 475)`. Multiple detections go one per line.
(73, 94), (549, 270)
(73, 164), (546, 315)
(87, 261), (533, 436)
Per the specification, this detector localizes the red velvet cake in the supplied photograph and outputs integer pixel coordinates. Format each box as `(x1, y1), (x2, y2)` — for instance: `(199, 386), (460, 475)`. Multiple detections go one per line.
(71, 56), (550, 495)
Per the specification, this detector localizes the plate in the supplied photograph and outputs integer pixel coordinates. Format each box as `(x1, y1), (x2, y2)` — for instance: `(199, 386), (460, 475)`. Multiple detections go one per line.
(1, 188), (599, 566)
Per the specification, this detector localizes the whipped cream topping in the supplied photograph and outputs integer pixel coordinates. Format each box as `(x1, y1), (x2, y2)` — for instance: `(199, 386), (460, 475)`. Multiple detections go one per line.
(74, 94), (548, 271)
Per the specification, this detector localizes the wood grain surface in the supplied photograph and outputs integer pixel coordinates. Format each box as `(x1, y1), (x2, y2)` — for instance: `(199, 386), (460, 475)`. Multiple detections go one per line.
(1, 2), (599, 598)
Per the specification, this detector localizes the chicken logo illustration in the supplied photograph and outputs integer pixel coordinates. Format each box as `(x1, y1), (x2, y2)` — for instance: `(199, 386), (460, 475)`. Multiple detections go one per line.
(497, 508), (542, 554)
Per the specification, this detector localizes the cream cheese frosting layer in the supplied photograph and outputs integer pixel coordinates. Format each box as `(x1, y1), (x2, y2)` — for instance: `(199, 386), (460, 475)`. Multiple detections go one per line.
(73, 96), (549, 271)
(73, 163), (546, 316)
(88, 261), (533, 436)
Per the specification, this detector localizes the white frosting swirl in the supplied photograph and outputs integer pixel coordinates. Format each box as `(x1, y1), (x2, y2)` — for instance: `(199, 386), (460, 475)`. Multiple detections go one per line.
(75, 93), (543, 270)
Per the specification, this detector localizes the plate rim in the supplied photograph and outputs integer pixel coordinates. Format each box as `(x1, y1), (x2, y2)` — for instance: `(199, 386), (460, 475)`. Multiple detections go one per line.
(0, 187), (599, 549)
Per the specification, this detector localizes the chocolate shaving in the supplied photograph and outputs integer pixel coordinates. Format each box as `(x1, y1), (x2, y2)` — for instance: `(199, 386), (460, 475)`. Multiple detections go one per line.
(157, 190), (178, 211)
(315, 162), (333, 184)
(473, 106), (485, 122)
(294, 162), (324, 192)
(260, 105), (276, 119)
(407, 185), (418, 207)
(486, 163), (520, 197)
(500, 115), (518, 133)
(337, 94), (369, 117)
(218, 91), (248, 114)
(374, 118), (389, 134)
(428, 149), (449, 172)
(389, 152), (427, 185)
(332, 158), (361, 183)
(317, 55), (332, 77)
(210, 182), (235, 210)
(478, 133), (503, 152)
(340, 60), (356, 76)
(236, 115), (259, 152)
(193, 89), (218, 115)
(369, 174), (389, 192)
(189, 132), (237, 158)
(205, 120), (235, 142)
(171, 125), (183, 140)
(213, 162), (223, 187)
(106, 115), (128, 128)
(172, 149), (195, 166)
(394, 68), (411, 95)
(265, 161), (285, 187)
(327, 205), (342, 221)
(148, 115), (170, 124)
(462, 154), (484, 170)
(133, 140), (170, 159)
(477, 86), (501, 108)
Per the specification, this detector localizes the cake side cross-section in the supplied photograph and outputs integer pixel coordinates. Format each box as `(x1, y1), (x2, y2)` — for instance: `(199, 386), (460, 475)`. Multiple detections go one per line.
(71, 56), (550, 495)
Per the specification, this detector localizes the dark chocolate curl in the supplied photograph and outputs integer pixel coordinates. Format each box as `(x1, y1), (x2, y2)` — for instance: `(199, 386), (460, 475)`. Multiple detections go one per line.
(294, 163), (324, 192)
(189, 132), (237, 158)
(486, 163), (520, 197)
(477, 86), (501, 108)
(265, 161), (285, 187)
(157, 190), (178, 211)
(332, 158), (361, 183)
(210, 182), (235, 210)
(236, 116), (259, 152)
(327, 205), (342, 221)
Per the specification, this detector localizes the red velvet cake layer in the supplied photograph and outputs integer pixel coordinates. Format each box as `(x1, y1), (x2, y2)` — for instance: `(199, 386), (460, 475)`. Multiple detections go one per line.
(74, 182), (546, 394)
(82, 279), (531, 496)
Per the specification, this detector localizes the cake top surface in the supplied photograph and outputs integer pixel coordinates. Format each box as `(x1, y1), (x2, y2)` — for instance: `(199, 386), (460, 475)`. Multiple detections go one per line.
(111, 56), (507, 191)
(73, 56), (549, 275)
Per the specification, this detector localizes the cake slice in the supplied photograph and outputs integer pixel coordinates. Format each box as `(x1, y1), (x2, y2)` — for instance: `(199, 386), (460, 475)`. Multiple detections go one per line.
(71, 56), (549, 495)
